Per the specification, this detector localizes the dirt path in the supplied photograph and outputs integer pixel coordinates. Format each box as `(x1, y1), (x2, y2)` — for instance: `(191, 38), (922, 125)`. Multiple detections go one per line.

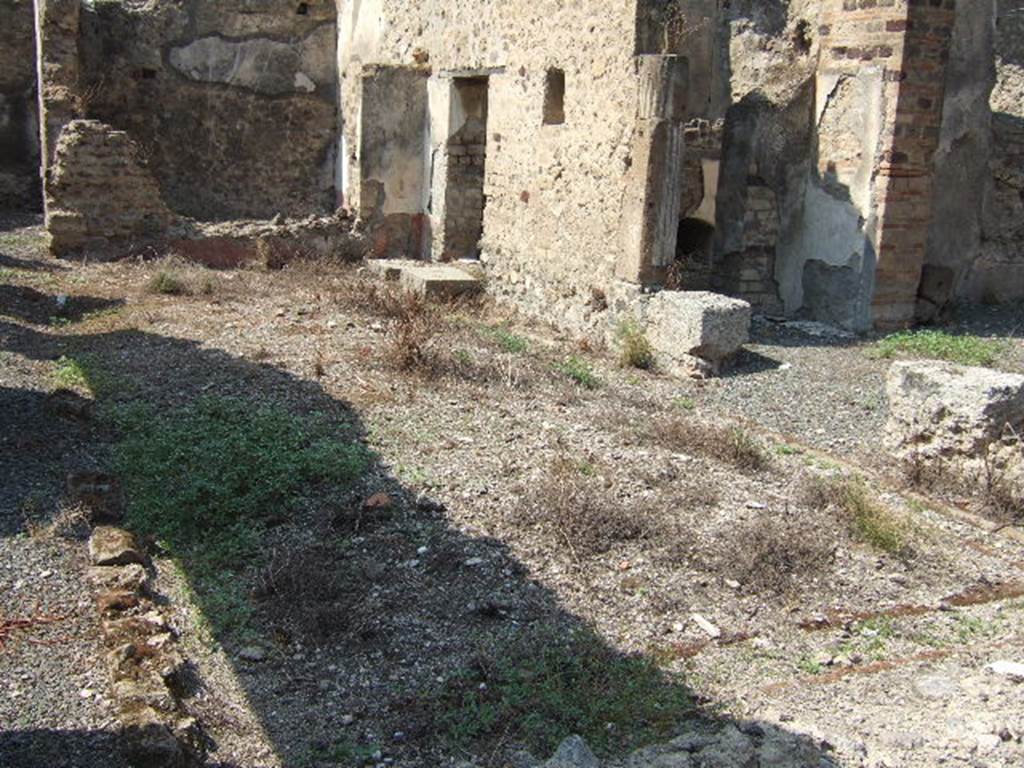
(2, 216), (1023, 767)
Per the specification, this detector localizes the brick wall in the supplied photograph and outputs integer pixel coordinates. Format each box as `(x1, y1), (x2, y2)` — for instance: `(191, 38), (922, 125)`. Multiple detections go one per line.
(819, 0), (956, 329)
(75, 0), (339, 221)
(47, 120), (173, 253)
(441, 117), (488, 261)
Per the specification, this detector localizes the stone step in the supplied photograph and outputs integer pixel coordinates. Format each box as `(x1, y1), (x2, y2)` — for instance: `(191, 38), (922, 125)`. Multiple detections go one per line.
(366, 259), (483, 299)
(365, 258), (424, 281)
(401, 264), (482, 299)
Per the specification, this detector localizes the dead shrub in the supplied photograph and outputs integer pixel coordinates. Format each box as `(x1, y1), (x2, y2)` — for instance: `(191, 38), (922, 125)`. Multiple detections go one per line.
(726, 515), (836, 594)
(254, 545), (381, 642)
(384, 291), (440, 372)
(980, 449), (1024, 524)
(145, 269), (189, 296)
(646, 417), (770, 472)
(519, 456), (657, 559)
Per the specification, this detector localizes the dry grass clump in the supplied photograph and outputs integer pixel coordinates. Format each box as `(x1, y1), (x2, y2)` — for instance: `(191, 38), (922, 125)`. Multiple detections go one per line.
(146, 269), (190, 296)
(726, 514), (836, 594)
(802, 474), (913, 557)
(901, 445), (1023, 525)
(25, 503), (90, 541)
(144, 257), (217, 297)
(519, 456), (657, 558)
(645, 416), (771, 472)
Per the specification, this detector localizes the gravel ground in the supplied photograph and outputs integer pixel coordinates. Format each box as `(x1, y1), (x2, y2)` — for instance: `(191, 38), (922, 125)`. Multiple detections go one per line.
(3, 215), (1024, 768)
(1, 216), (126, 767)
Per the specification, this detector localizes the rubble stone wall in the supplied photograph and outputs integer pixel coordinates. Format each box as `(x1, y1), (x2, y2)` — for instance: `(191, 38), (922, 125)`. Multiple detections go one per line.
(0, 0), (41, 210)
(74, 0), (339, 221)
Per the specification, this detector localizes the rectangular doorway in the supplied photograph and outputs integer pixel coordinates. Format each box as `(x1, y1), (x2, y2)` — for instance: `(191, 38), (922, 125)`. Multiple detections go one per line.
(440, 76), (489, 261)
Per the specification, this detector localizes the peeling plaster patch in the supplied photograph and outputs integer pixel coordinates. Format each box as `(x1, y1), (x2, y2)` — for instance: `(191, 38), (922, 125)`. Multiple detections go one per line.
(169, 27), (336, 96)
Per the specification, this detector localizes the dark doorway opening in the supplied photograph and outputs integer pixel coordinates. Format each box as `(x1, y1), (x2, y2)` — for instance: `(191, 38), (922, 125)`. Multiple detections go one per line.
(441, 77), (489, 261)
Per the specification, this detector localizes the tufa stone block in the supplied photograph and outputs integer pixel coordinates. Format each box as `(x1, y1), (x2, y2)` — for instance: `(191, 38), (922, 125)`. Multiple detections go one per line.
(644, 291), (751, 370)
(400, 265), (483, 299)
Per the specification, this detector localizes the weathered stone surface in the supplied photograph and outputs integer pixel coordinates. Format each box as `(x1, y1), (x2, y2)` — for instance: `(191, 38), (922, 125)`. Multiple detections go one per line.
(169, 26), (336, 96)
(366, 259), (425, 281)
(644, 291), (751, 369)
(545, 736), (599, 768)
(121, 708), (186, 768)
(885, 361), (1024, 461)
(71, 0), (340, 221)
(987, 661), (1024, 682)
(87, 563), (149, 594)
(66, 472), (123, 522)
(48, 120), (174, 254)
(400, 264), (483, 299)
(0, 0), (41, 211)
(89, 526), (147, 567)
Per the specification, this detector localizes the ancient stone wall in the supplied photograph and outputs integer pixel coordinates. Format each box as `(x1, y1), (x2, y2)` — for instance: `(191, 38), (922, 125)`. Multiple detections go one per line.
(980, 1), (1024, 303)
(74, 0), (339, 221)
(338, 0), (646, 329)
(47, 119), (173, 253)
(0, 0), (41, 210)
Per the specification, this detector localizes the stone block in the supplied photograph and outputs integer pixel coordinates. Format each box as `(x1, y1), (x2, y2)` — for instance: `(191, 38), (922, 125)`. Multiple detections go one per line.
(644, 291), (751, 370)
(400, 265), (483, 299)
(89, 526), (147, 567)
(365, 258), (424, 281)
(886, 361), (1024, 461)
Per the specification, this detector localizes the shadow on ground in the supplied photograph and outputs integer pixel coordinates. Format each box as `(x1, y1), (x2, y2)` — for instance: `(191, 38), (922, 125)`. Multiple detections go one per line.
(0, 256), (836, 767)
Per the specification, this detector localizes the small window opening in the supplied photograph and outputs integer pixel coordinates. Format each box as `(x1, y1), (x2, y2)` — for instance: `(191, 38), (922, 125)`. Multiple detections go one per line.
(296, 3), (309, 15)
(543, 68), (565, 126)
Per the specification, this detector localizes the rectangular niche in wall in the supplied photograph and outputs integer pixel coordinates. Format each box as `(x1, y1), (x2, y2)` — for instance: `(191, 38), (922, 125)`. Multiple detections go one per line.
(543, 68), (566, 125)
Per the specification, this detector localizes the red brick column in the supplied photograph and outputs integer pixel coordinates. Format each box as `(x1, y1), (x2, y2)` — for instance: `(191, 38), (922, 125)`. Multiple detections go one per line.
(818, 0), (956, 330)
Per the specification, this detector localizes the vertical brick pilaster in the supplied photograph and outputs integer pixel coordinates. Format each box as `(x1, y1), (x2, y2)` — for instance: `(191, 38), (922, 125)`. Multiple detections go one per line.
(818, 0), (956, 330)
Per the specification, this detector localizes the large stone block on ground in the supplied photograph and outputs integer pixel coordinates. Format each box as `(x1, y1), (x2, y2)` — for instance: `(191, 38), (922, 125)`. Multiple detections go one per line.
(400, 264), (482, 299)
(885, 360), (1024, 462)
(644, 291), (751, 370)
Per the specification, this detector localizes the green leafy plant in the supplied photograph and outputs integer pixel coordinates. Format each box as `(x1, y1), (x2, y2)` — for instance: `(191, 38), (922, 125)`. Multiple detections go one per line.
(616, 319), (655, 370)
(53, 356), (91, 391)
(869, 330), (1008, 368)
(111, 397), (367, 634)
(430, 626), (692, 757)
(487, 325), (529, 354)
(556, 356), (601, 389)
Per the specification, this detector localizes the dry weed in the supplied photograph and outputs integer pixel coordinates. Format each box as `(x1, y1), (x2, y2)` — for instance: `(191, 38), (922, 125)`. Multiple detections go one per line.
(25, 504), (90, 541)
(255, 545), (380, 642)
(645, 416), (770, 472)
(384, 290), (440, 372)
(519, 456), (657, 559)
(726, 514), (836, 594)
